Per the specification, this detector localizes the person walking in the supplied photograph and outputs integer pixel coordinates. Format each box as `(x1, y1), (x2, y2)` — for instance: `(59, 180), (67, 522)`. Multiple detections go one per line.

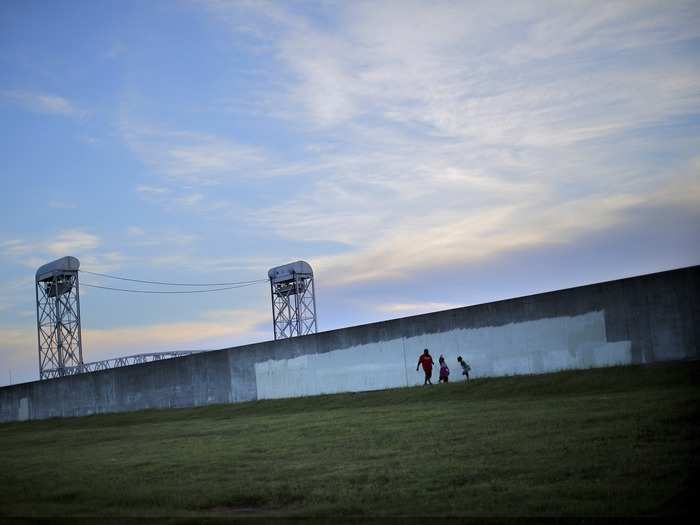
(416, 348), (434, 385)
(457, 356), (471, 381)
(438, 355), (450, 383)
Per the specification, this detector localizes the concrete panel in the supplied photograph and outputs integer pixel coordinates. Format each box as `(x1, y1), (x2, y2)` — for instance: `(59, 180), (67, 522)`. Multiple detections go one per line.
(18, 398), (29, 421)
(1, 265), (697, 422)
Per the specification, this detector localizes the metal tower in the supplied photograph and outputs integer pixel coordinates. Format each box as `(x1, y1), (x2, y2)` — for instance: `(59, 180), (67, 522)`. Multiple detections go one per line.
(268, 261), (317, 339)
(35, 256), (84, 379)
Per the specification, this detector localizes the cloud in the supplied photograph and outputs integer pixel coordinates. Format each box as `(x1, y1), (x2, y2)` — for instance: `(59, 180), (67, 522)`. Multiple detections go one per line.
(165, 141), (263, 180)
(77, 251), (132, 274)
(0, 231), (131, 275)
(121, 121), (265, 185)
(81, 308), (269, 357)
(127, 226), (145, 237)
(147, 253), (278, 274)
(203, 1), (700, 285)
(0, 239), (34, 258)
(46, 230), (101, 256)
(205, 0), (699, 145)
(122, 119), (280, 215)
(135, 182), (227, 213)
(176, 192), (205, 207)
(504, 0), (700, 63)
(377, 302), (463, 316)
(136, 185), (170, 195)
(1, 90), (85, 117)
(0, 326), (35, 349)
(283, 5), (697, 146)
(311, 179), (699, 286)
(127, 229), (199, 249)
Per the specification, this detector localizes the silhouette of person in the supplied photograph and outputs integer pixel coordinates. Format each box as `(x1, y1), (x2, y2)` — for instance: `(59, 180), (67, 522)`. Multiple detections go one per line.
(457, 356), (471, 381)
(416, 348), (434, 385)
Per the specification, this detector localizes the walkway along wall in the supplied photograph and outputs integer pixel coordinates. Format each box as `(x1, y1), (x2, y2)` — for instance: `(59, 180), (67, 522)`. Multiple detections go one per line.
(1, 265), (698, 422)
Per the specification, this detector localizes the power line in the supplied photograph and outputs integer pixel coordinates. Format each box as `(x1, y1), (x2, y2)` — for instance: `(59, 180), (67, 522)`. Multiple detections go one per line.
(80, 281), (265, 294)
(80, 269), (268, 287)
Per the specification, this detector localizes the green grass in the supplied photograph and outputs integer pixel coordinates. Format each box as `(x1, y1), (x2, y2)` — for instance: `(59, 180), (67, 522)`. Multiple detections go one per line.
(1, 361), (698, 518)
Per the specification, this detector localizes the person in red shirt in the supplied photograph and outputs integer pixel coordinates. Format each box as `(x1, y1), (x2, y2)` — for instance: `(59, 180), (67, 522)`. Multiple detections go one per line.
(416, 348), (434, 385)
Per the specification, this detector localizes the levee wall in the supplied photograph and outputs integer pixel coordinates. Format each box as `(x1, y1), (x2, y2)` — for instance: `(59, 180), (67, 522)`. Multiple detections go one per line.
(1, 266), (698, 422)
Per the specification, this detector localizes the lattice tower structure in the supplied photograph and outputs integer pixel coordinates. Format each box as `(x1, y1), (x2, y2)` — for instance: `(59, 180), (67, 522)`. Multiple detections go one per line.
(35, 256), (84, 379)
(268, 261), (317, 339)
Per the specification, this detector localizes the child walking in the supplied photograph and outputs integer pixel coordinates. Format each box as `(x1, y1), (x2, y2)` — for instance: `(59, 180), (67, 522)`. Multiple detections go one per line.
(457, 356), (471, 381)
(438, 355), (450, 383)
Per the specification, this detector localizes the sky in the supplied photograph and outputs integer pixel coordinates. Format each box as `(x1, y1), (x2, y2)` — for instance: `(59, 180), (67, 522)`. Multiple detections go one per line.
(0, 0), (699, 386)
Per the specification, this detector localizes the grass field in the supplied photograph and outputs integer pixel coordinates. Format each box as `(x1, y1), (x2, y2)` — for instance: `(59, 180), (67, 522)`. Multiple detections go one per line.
(0, 361), (698, 518)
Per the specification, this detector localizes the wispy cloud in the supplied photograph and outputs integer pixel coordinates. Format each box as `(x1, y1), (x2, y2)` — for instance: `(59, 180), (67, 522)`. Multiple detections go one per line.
(136, 185), (170, 195)
(47, 230), (100, 256)
(0, 239), (34, 258)
(121, 121), (265, 185)
(145, 254), (278, 276)
(126, 228), (199, 249)
(0, 230), (130, 274)
(1, 90), (85, 117)
(311, 175), (700, 286)
(165, 140), (264, 180)
(78, 251), (132, 274)
(81, 307), (269, 358)
(204, 0), (700, 285)
(176, 192), (205, 207)
(378, 302), (463, 316)
(126, 226), (145, 237)
(243, 0), (700, 138)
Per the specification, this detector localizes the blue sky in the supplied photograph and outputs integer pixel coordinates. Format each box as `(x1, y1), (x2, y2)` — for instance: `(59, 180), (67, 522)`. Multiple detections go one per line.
(1, 0), (699, 386)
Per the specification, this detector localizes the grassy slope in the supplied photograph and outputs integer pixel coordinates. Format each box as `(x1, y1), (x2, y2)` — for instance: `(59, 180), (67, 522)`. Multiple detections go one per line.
(0, 361), (698, 517)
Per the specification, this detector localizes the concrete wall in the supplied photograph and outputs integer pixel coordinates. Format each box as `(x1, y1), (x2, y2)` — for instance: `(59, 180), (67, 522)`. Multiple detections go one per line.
(1, 265), (697, 422)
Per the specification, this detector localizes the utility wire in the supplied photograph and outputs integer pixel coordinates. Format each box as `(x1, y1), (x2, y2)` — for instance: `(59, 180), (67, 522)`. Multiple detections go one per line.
(80, 281), (264, 294)
(80, 269), (268, 287)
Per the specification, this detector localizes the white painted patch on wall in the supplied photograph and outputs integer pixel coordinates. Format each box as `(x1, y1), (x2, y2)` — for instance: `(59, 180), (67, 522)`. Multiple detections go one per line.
(255, 339), (406, 400)
(255, 310), (632, 400)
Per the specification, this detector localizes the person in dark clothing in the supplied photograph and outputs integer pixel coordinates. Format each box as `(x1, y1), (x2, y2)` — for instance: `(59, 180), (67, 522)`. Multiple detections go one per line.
(457, 356), (471, 381)
(416, 348), (434, 385)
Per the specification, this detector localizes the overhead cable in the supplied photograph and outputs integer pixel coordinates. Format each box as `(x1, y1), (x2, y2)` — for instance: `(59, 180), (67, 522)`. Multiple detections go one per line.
(80, 281), (264, 294)
(80, 269), (269, 287)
